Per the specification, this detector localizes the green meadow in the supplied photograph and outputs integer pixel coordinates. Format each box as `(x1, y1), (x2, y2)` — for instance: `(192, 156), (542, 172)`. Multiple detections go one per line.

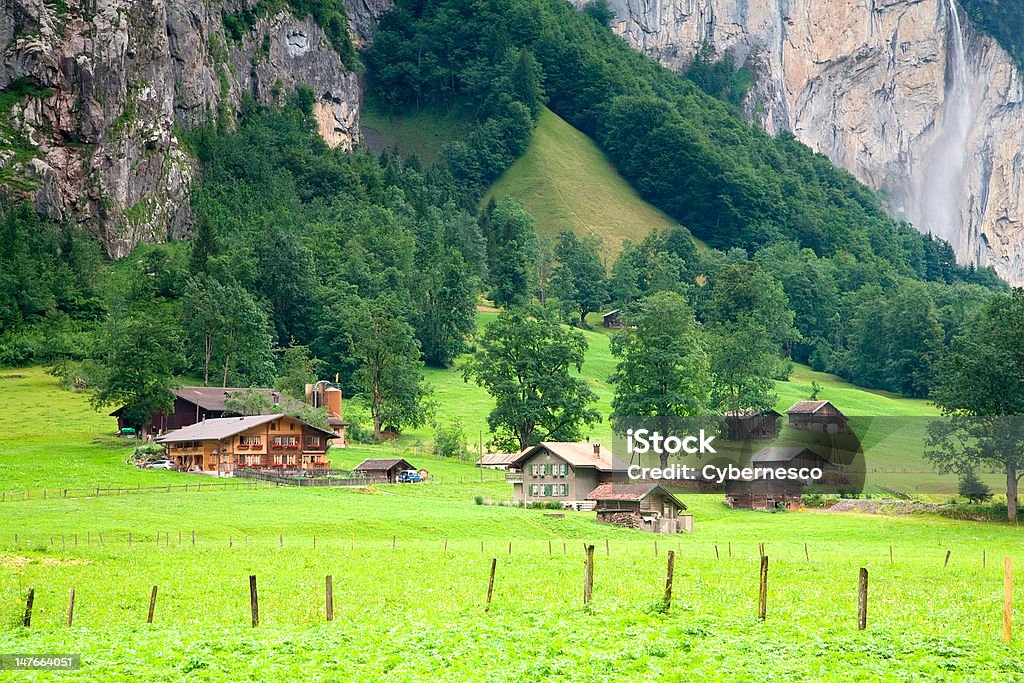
(1, 353), (1021, 680)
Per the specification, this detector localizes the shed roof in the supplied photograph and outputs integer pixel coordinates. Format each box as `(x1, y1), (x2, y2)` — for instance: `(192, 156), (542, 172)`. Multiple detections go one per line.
(751, 446), (834, 465)
(785, 400), (845, 416)
(510, 442), (628, 472)
(155, 414), (337, 443)
(724, 408), (782, 418)
(353, 458), (414, 471)
(586, 482), (686, 509)
(476, 453), (518, 466)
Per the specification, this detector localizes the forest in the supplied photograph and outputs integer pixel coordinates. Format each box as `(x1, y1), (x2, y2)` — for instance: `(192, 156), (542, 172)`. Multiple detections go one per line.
(0, 0), (1013, 443)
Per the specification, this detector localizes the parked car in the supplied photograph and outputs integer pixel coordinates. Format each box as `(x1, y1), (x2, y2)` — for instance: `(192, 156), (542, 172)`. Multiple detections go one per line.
(396, 469), (423, 483)
(147, 460), (178, 471)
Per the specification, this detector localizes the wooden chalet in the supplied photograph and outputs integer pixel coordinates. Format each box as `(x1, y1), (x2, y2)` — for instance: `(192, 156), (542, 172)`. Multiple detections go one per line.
(155, 414), (338, 474)
(352, 458), (416, 483)
(784, 400), (849, 434)
(723, 408), (782, 440)
(587, 482), (693, 533)
(725, 446), (841, 510)
(507, 442), (628, 509)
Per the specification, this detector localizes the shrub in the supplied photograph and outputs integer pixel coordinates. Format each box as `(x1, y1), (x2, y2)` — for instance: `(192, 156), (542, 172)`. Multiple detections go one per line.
(474, 494), (484, 505)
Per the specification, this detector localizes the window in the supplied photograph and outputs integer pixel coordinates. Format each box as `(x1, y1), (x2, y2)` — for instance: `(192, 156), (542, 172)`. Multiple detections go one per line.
(530, 484), (538, 497)
(561, 484), (568, 496)
(305, 435), (321, 448)
(239, 435), (261, 446)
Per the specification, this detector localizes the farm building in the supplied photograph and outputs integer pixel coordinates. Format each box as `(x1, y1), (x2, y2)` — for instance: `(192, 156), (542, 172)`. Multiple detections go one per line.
(353, 458), (416, 483)
(155, 414), (338, 474)
(725, 446), (841, 510)
(602, 309), (623, 328)
(112, 385), (348, 444)
(586, 483), (693, 533)
(476, 453), (518, 470)
(784, 400), (849, 434)
(507, 442), (628, 509)
(723, 408), (782, 440)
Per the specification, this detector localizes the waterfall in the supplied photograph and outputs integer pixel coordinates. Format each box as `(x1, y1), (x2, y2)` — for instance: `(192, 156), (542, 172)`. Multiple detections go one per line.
(906, 0), (972, 251)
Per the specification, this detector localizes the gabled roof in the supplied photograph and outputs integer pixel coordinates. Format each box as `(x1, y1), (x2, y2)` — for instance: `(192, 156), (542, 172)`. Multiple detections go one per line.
(724, 408), (783, 418)
(785, 400), (844, 416)
(509, 442), (628, 472)
(353, 458), (414, 471)
(751, 446), (834, 465)
(477, 453), (518, 466)
(154, 413), (338, 443)
(110, 386), (301, 417)
(586, 482), (686, 509)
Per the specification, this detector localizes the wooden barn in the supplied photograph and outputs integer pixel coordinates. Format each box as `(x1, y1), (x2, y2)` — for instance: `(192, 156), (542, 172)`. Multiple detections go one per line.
(476, 453), (518, 470)
(725, 446), (841, 510)
(601, 310), (623, 328)
(587, 482), (692, 533)
(352, 458), (416, 483)
(784, 400), (849, 434)
(723, 408), (782, 440)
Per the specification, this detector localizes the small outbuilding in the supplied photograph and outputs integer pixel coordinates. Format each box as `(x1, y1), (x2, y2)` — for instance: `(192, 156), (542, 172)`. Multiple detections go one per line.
(601, 309), (623, 328)
(725, 446), (841, 510)
(723, 408), (782, 440)
(785, 400), (849, 434)
(353, 458), (416, 483)
(476, 453), (518, 470)
(587, 482), (692, 533)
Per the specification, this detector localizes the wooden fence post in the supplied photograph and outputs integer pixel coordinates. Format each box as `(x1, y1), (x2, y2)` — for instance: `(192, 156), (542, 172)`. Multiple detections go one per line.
(485, 558), (497, 612)
(508, 541), (512, 555)
(757, 555), (769, 620)
(663, 550), (675, 613)
(148, 586), (158, 624)
(605, 539), (609, 556)
(280, 534), (284, 548)
(67, 589), (75, 628)
(728, 542), (732, 559)
(654, 540), (658, 556)
(715, 544), (720, 560)
(583, 544), (595, 605)
(944, 550), (952, 568)
(857, 568), (868, 630)
(325, 575), (334, 622)
(23, 588), (34, 627)
(392, 535), (396, 550)
(804, 543), (809, 562)
(1004, 556), (1013, 644)
(889, 545), (893, 563)
(548, 540), (552, 556)
(250, 575), (259, 627)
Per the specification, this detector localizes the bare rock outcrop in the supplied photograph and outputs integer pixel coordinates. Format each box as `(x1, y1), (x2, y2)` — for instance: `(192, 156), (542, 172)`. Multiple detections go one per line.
(1, 0), (361, 256)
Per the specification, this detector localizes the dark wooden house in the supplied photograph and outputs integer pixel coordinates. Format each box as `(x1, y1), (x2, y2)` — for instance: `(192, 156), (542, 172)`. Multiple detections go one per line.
(587, 482), (692, 533)
(725, 446), (841, 510)
(353, 458), (416, 483)
(784, 400), (849, 434)
(601, 310), (623, 328)
(724, 409), (782, 440)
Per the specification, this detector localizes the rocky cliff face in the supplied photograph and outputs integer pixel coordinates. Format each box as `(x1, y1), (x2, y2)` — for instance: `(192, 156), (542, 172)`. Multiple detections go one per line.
(592, 0), (1024, 284)
(1, 0), (361, 257)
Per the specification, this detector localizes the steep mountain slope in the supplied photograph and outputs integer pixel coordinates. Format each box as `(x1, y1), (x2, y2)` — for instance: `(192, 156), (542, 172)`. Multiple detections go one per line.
(0, 0), (361, 257)
(586, 0), (1024, 284)
(484, 108), (678, 259)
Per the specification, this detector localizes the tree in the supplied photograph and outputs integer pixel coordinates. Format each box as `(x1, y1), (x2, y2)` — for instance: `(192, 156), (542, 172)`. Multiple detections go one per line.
(484, 197), (537, 308)
(414, 249), (477, 367)
(927, 290), (1024, 521)
(551, 230), (608, 327)
(958, 468), (993, 503)
(809, 380), (822, 401)
(275, 343), (325, 399)
(338, 294), (433, 439)
(609, 292), (713, 467)
(704, 263), (796, 414)
(582, 0), (615, 27)
(89, 314), (184, 439)
(464, 308), (600, 451)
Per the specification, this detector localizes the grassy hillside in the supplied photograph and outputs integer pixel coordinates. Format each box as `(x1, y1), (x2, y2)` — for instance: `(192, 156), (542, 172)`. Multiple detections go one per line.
(484, 108), (682, 260)
(1, 370), (1024, 679)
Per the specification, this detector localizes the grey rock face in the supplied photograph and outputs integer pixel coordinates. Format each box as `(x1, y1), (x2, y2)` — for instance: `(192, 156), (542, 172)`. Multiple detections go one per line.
(1, 0), (361, 257)
(587, 0), (1024, 285)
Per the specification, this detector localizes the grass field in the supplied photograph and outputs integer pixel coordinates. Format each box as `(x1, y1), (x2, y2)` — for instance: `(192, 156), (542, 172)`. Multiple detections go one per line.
(359, 102), (472, 166)
(484, 109), (683, 261)
(3, 360), (1023, 680)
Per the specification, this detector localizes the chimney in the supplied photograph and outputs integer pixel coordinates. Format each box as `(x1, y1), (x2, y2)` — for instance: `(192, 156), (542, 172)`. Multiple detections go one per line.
(593, 443), (601, 458)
